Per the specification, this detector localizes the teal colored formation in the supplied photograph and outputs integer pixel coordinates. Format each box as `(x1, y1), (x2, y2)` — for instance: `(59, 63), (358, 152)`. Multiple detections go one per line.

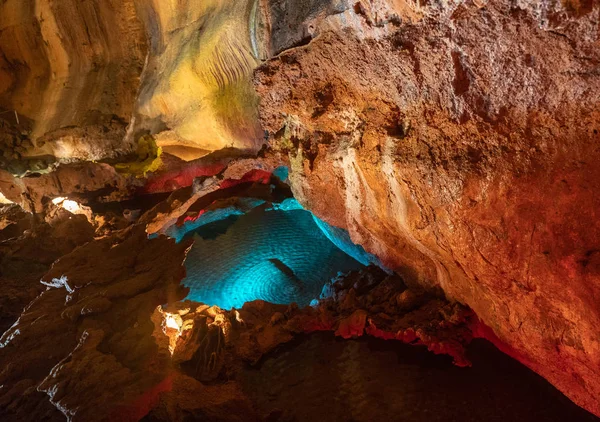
(175, 166), (384, 309)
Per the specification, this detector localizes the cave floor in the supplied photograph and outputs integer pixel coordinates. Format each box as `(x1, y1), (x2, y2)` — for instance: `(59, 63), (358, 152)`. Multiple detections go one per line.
(239, 333), (599, 422)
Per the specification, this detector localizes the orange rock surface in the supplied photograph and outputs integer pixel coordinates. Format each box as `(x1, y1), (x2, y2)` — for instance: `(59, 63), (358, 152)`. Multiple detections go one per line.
(254, 0), (600, 415)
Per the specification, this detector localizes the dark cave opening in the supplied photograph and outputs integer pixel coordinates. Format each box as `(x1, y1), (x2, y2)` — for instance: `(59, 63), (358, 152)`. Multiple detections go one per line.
(238, 333), (599, 422)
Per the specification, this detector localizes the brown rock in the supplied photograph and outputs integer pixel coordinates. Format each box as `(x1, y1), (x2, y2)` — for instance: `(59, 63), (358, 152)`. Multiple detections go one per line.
(254, 0), (600, 415)
(335, 309), (368, 339)
(0, 226), (192, 420)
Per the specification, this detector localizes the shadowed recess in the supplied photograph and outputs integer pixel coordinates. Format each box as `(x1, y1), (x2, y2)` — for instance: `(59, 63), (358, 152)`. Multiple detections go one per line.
(239, 333), (600, 422)
(182, 206), (364, 309)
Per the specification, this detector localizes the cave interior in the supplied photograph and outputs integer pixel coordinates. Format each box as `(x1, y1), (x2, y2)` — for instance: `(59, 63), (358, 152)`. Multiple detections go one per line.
(1, 0), (600, 421)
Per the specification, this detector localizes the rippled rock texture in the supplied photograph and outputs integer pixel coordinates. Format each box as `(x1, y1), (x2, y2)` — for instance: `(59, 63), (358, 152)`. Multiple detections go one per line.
(0, 0), (378, 166)
(2, 0), (600, 419)
(255, 0), (600, 415)
(144, 165), (371, 308)
(183, 207), (363, 309)
(0, 0), (146, 161)
(0, 201), (474, 420)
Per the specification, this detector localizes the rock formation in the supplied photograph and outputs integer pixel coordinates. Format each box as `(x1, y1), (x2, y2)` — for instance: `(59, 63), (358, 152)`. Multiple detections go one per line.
(0, 0), (404, 165)
(255, 0), (600, 415)
(1, 0), (600, 420)
(0, 0), (146, 161)
(0, 195), (473, 420)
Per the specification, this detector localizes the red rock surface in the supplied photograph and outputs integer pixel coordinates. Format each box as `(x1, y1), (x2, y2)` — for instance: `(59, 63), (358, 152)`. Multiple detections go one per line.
(254, 0), (600, 416)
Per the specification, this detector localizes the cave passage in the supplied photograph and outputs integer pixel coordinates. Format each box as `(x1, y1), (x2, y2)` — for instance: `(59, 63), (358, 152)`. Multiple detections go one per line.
(180, 201), (367, 309)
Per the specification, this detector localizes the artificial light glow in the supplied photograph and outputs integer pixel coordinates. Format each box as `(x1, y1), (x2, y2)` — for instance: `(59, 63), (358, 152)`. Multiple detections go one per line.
(62, 200), (81, 213)
(0, 192), (13, 204)
(181, 208), (364, 309)
(165, 314), (181, 331)
(162, 312), (184, 355)
(235, 310), (244, 325)
(51, 197), (92, 221)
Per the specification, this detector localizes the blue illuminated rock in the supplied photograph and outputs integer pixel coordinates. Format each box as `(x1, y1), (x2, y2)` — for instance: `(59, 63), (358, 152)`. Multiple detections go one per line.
(182, 207), (364, 309)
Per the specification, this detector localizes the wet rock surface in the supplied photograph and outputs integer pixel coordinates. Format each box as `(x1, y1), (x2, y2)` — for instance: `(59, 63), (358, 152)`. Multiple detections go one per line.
(0, 225), (192, 421)
(0, 207), (94, 334)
